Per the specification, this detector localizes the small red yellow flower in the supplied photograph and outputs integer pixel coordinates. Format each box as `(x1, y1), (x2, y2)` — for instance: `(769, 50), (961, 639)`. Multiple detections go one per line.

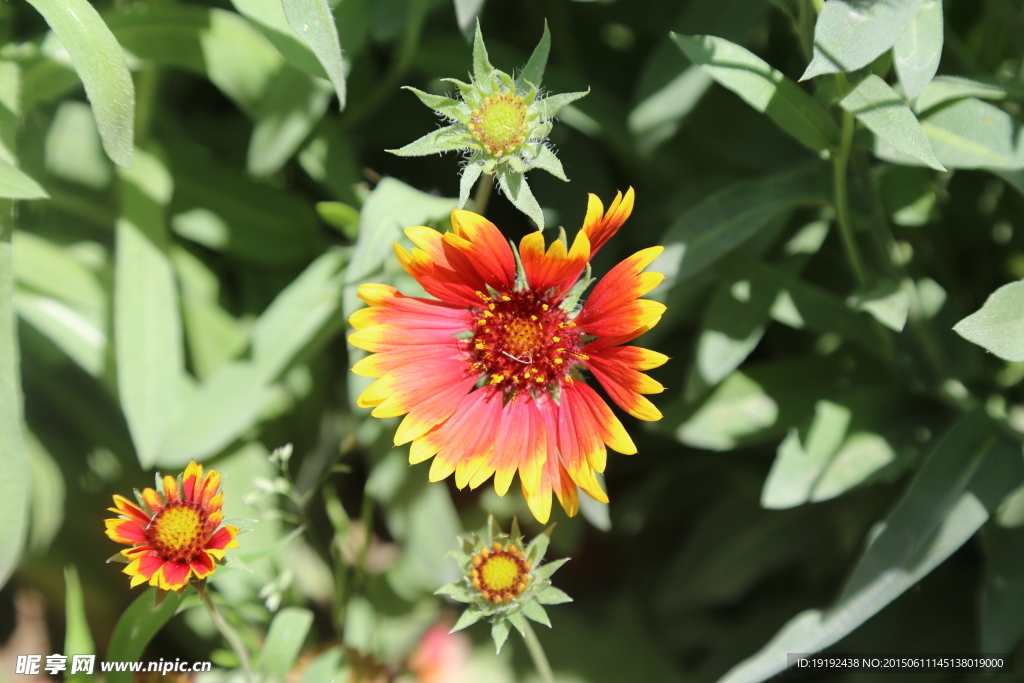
(105, 461), (239, 592)
(349, 189), (668, 522)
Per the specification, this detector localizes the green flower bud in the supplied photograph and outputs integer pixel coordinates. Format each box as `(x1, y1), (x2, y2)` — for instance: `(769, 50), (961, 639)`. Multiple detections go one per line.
(389, 22), (588, 230)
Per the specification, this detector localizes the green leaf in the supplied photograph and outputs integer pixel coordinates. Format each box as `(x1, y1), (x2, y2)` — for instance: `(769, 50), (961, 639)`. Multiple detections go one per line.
(260, 607), (314, 683)
(894, 0), (943, 100)
(282, 0), (347, 109)
(801, 0), (923, 80)
(26, 0), (135, 167)
(491, 618), (511, 653)
(519, 21), (550, 89)
(761, 401), (851, 510)
(105, 589), (185, 683)
(25, 430), (65, 554)
(108, 6), (280, 115)
(63, 566), (95, 680)
(497, 167), (545, 229)
(659, 164), (830, 285)
(248, 65), (333, 176)
(231, 0), (328, 81)
(299, 647), (345, 683)
(459, 160), (485, 209)
(840, 75), (945, 171)
(915, 76), (1008, 114)
(401, 86), (469, 122)
(14, 291), (106, 376)
(532, 557), (568, 582)
(454, 0), (487, 38)
(875, 97), (1024, 170)
(316, 201), (360, 240)
(677, 370), (779, 451)
(45, 100), (112, 190)
(114, 150), (183, 468)
(981, 526), (1024, 654)
(810, 432), (896, 503)
(719, 410), (1002, 683)
(0, 158), (49, 200)
(673, 34), (840, 154)
(628, 65), (713, 153)
(528, 145), (568, 181)
(535, 90), (589, 120)
(953, 279), (1024, 362)
(0, 203), (30, 591)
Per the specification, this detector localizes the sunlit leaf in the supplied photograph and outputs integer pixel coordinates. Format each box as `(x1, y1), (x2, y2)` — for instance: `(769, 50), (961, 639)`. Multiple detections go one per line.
(894, 0), (943, 101)
(282, 0), (346, 108)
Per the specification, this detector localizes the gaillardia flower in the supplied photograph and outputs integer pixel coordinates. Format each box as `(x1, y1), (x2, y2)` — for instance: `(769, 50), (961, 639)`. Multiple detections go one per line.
(349, 188), (667, 523)
(105, 461), (239, 592)
(388, 22), (587, 229)
(437, 516), (570, 653)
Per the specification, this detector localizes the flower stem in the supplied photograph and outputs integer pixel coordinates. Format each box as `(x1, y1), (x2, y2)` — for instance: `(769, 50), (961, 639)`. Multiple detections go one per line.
(522, 620), (555, 683)
(474, 173), (494, 216)
(832, 83), (869, 289)
(200, 586), (254, 682)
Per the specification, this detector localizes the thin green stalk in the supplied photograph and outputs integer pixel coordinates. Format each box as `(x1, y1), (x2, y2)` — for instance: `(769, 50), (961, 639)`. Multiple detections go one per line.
(522, 620), (555, 683)
(474, 173), (494, 216)
(832, 103), (870, 288)
(201, 587), (254, 683)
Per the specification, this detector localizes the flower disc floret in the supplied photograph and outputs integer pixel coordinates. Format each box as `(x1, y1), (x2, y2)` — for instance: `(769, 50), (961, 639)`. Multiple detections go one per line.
(104, 461), (239, 592)
(471, 542), (530, 603)
(469, 93), (528, 157)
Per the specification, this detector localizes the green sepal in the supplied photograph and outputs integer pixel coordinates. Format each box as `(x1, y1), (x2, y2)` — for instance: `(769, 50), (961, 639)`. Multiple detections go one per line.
(222, 517), (259, 534)
(452, 330), (475, 340)
(507, 610), (528, 637)
(459, 161), (486, 209)
(486, 513), (502, 545)
(472, 20), (493, 85)
(536, 586), (573, 605)
(153, 587), (174, 607)
(448, 549), (473, 565)
(441, 77), (481, 108)
(402, 86), (471, 123)
(520, 599), (551, 627)
(497, 167), (545, 229)
(559, 263), (594, 312)
(518, 21), (551, 93)
(223, 552), (253, 573)
(509, 516), (522, 543)
(435, 582), (475, 603)
(531, 557), (569, 582)
(132, 488), (154, 515)
(451, 607), (486, 632)
(388, 125), (474, 157)
(106, 551), (130, 564)
(538, 90), (590, 119)
(526, 525), (554, 564)
(491, 618), (511, 653)
(530, 146), (568, 182)
(511, 240), (529, 292)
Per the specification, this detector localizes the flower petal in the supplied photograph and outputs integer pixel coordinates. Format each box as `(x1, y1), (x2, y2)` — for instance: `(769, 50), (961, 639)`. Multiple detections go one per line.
(395, 229), (490, 308)
(205, 525), (240, 553)
(162, 475), (180, 503)
(523, 400), (580, 523)
(141, 487), (163, 512)
(182, 461), (202, 503)
(581, 187), (635, 257)
(105, 518), (148, 545)
(583, 349), (665, 421)
(420, 387), (503, 485)
(447, 210), (516, 289)
(488, 395), (547, 497)
(109, 494), (152, 526)
(357, 359), (474, 418)
(125, 552), (166, 587)
(190, 552), (217, 580)
(519, 229), (590, 296)
(394, 374), (479, 445)
(576, 246), (666, 337)
(156, 561), (192, 591)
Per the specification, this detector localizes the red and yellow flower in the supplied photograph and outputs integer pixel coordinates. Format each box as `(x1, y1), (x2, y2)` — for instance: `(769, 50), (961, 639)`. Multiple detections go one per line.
(105, 461), (239, 592)
(349, 189), (667, 522)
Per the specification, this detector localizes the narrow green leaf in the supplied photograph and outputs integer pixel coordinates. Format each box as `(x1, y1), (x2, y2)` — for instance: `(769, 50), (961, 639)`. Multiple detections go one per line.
(26, 0), (134, 167)
(535, 90), (589, 120)
(0, 202), (30, 590)
(0, 158), (49, 200)
(981, 526), (1024, 654)
(260, 607), (314, 683)
(108, 6), (280, 115)
(248, 65), (333, 176)
(106, 589), (185, 683)
(915, 76), (1008, 114)
(719, 410), (1000, 683)
(45, 100), (112, 190)
(388, 124), (474, 157)
(673, 34), (840, 154)
(231, 0), (328, 81)
(114, 150), (183, 468)
(801, 0), (923, 80)
(519, 21), (550, 89)
(282, 0), (347, 109)
(954, 279), (1024, 362)
(451, 607), (485, 632)
(840, 75), (945, 171)
(761, 401), (851, 510)
(520, 600), (551, 627)
(528, 145), (567, 181)
(401, 86), (469, 122)
(628, 65), (713, 153)
(14, 291), (106, 376)
(459, 160), (485, 209)
(894, 0), (943, 100)
(535, 587), (573, 605)
(64, 566), (95, 681)
(660, 164), (830, 285)
(876, 97), (1024, 170)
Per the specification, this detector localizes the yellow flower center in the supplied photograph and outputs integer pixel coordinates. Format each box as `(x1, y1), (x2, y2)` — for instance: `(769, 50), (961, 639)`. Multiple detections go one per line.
(148, 504), (208, 562)
(468, 93), (528, 157)
(470, 541), (530, 603)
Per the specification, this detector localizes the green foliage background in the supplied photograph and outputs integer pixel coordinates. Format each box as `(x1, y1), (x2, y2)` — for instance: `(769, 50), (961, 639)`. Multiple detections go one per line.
(4, 0), (1024, 681)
